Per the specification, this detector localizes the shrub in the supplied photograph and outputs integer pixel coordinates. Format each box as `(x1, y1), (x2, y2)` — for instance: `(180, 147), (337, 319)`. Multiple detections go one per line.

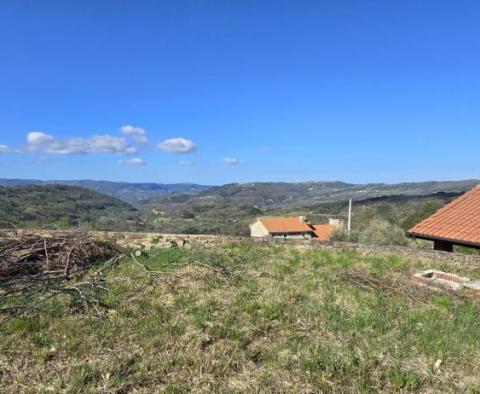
(331, 228), (359, 243)
(357, 219), (409, 246)
(400, 200), (443, 230)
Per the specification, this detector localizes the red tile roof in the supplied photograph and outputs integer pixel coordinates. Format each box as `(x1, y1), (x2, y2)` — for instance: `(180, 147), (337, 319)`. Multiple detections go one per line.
(407, 185), (480, 246)
(311, 224), (335, 240)
(259, 216), (313, 233)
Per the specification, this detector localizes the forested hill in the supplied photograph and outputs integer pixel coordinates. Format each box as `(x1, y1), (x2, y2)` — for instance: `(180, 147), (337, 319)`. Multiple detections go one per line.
(0, 185), (142, 230)
(1, 178), (477, 207)
(0, 179), (212, 204)
(141, 179), (479, 210)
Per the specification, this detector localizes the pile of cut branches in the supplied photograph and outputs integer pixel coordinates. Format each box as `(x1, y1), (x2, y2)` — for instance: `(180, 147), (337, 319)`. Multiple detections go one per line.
(338, 268), (477, 305)
(0, 233), (124, 320)
(0, 233), (121, 277)
(338, 269), (433, 303)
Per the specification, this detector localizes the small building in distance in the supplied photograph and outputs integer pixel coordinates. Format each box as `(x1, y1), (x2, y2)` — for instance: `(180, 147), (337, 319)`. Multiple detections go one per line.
(406, 184), (480, 252)
(249, 216), (341, 241)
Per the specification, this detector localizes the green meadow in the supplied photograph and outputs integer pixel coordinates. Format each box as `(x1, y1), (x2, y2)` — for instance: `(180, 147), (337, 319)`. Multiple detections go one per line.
(2, 243), (480, 392)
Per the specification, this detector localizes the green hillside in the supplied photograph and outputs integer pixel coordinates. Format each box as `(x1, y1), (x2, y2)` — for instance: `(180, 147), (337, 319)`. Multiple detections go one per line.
(140, 189), (461, 238)
(0, 180), (476, 241)
(0, 185), (142, 231)
(1, 178), (476, 205)
(141, 180), (477, 210)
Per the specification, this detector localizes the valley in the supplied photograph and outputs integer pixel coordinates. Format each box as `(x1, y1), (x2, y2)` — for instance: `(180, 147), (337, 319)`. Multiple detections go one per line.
(0, 179), (476, 246)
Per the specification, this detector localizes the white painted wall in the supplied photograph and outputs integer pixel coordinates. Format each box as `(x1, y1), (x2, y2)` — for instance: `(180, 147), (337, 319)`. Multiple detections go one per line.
(272, 232), (312, 240)
(329, 218), (344, 230)
(249, 220), (270, 237)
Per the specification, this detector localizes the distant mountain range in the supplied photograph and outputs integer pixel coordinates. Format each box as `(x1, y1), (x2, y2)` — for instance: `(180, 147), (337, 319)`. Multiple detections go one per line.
(140, 179), (480, 210)
(1, 178), (478, 235)
(137, 179), (479, 236)
(0, 179), (212, 204)
(1, 178), (478, 208)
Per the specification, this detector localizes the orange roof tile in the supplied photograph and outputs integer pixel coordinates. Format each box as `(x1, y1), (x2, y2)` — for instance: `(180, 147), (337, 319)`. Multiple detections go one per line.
(407, 184), (480, 246)
(259, 216), (313, 233)
(311, 224), (335, 240)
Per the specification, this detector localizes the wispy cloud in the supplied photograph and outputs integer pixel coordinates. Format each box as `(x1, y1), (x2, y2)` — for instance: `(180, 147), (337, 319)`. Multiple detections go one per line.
(24, 131), (138, 155)
(120, 125), (148, 144)
(118, 157), (146, 166)
(159, 137), (196, 154)
(220, 157), (245, 166)
(34, 156), (49, 164)
(179, 160), (195, 166)
(0, 145), (10, 153)
(261, 147), (272, 154)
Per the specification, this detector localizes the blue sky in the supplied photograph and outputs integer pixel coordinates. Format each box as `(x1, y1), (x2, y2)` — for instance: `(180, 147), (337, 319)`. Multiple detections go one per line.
(1, 0), (479, 185)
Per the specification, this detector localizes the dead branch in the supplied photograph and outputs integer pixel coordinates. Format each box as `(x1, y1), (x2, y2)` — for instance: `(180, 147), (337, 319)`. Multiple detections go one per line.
(190, 260), (234, 280)
(0, 233), (121, 278)
(0, 232), (124, 321)
(338, 269), (470, 304)
(130, 253), (170, 275)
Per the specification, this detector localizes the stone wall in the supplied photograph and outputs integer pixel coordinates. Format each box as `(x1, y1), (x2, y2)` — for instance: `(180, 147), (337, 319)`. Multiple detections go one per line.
(241, 237), (480, 266)
(317, 241), (480, 266)
(0, 229), (245, 251)
(2, 229), (480, 266)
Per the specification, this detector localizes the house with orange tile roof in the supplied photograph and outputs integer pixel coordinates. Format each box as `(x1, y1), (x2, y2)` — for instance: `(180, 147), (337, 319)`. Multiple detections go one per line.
(249, 216), (340, 241)
(406, 184), (480, 251)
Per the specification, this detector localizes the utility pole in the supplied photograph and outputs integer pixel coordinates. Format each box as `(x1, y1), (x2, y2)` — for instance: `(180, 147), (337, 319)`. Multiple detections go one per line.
(347, 198), (352, 234)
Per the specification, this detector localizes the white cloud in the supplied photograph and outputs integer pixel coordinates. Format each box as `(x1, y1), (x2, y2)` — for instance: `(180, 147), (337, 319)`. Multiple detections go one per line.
(159, 137), (196, 154)
(120, 125), (148, 144)
(24, 131), (137, 155)
(0, 145), (10, 153)
(220, 157), (245, 166)
(261, 147), (272, 154)
(34, 156), (49, 164)
(88, 135), (135, 154)
(27, 131), (54, 145)
(124, 146), (139, 155)
(118, 158), (146, 166)
(179, 160), (195, 166)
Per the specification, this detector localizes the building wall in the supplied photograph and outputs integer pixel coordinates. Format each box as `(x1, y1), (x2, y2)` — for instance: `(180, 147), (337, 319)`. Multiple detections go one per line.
(329, 218), (344, 230)
(272, 232), (312, 239)
(249, 220), (270, 237)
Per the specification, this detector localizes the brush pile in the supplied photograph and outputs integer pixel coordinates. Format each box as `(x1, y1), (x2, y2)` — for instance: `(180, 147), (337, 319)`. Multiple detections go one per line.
(338, 268), (473, 304)
(0, 232), (124, 320)
(338, 269), (428, 302)
(0, 233), (121, 278)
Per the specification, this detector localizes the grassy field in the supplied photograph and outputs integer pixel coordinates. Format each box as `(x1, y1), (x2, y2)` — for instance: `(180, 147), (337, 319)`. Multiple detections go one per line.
(2, 243), (480, 392)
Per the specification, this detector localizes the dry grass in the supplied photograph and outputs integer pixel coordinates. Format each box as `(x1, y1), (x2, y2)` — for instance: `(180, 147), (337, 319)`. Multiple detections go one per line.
(1, 242), (480, 392)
